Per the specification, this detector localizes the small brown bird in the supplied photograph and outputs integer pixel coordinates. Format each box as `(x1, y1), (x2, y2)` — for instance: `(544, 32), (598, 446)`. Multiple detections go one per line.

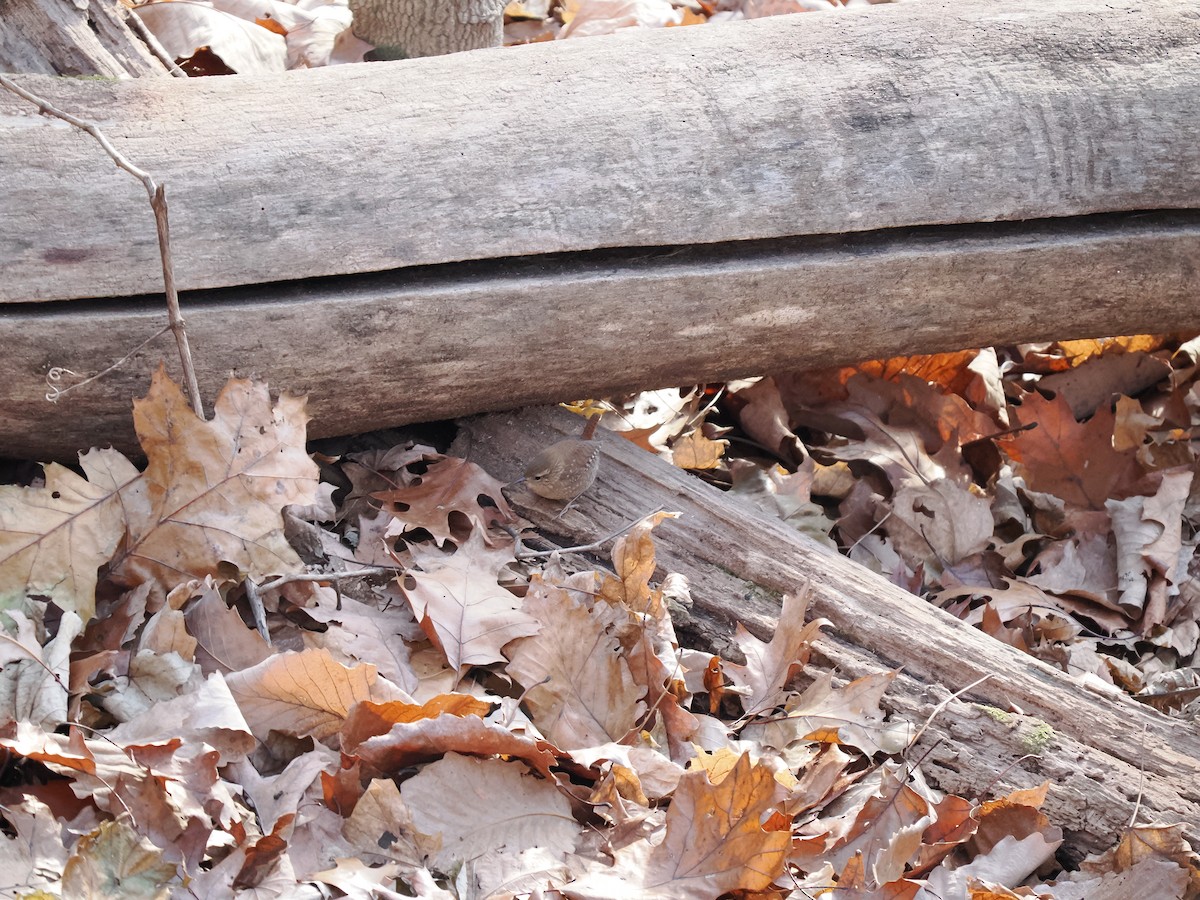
(521, 439), (601, 503)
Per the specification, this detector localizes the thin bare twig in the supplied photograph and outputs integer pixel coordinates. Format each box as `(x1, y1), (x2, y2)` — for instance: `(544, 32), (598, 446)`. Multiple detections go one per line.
(512, 506), (667, 559)
(46, 325), (171, 402)
(122, 9), (189, 77)
(0, 73), (204, 418)
(242, 577), (270, 644)
(257, 566), (400, 593)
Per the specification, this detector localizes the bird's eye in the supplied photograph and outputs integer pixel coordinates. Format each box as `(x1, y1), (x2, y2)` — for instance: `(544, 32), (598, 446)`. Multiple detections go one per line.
(532, 474), (543, 480)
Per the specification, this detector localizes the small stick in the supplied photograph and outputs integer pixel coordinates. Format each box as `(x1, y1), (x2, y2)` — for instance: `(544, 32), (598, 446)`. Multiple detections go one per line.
(243, 577), (270, 643)
(123, 9), (189, 77)
(513, 506), (667, 559)
(0, 74), (204, 418)
(257, 566), (400, 593)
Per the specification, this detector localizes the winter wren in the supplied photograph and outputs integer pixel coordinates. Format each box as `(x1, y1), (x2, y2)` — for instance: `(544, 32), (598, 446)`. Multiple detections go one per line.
(522, 439), (601, 502)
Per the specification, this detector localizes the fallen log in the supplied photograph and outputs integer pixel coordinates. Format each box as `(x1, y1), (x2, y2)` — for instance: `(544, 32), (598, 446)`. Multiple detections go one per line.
(454, 406), (1200, 856)
(1, 0), (1198, 459)
(5, 215), (1200, 460)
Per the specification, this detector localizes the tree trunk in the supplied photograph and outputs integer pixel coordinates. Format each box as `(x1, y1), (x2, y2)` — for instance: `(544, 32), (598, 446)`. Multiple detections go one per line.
(349, 0), (506, 58)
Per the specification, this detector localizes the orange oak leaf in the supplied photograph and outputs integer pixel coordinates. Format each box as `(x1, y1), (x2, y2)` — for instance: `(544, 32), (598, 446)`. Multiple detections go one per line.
(373, 455), (514, 547)
(999, 390), (1140, 510)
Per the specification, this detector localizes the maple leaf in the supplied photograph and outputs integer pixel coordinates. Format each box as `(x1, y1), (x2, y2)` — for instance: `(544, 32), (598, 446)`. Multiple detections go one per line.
(61, 816), (178, 899)
(723, 589), (827, 716)
(744, 670), (907, 757)
(598, 511), (680, 616)
(0, 448), (136, 621)
(564, 752), (789, 899)
(111, 367), (319, 591)
(402, 529), (538, 671)
(506, 582), (646, 749)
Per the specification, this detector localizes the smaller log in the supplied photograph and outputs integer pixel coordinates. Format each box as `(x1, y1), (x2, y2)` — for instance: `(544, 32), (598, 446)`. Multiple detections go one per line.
(454, 406), (1200, 855)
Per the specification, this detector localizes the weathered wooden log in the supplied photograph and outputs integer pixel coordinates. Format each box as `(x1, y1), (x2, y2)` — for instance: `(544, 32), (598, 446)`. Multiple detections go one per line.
(1, 0), (1198, 460)
(454, 406), (1200, 856)
(2, 215), (1199, 461)
(3, 0), (1197, 301)
(0, 0), (168, 77)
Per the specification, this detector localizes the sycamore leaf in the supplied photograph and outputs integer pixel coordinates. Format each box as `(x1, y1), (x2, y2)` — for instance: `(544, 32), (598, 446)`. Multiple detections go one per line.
(506, 583), (645, 750)
(403, 530), (538, 671)
(0, 608), (82, 730)
(133, 2), (287, 74)
(0, 448), (136, 621)
(723, 589), (827, 715)
(225, 648), (407, 745)
(343, 778), (429, 868)
(0, 796), (68, 897)
(111, 368), (319, 594)
(564, 752), (788, 899)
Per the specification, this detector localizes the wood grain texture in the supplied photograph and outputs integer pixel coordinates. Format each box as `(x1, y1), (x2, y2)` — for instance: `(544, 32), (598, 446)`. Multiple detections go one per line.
(454, 406), (1200, 854)
(0, 0), (167, 78)
(4, 213), (1199, 461)
(2, 0), (1198, 301)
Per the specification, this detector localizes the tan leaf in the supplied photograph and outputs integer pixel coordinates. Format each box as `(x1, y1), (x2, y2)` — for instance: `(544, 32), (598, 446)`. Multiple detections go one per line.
(225, 647), (406, 744)
(723, 589), (826, 715)
(746, 670), (907, 757)
(61, 817), (177, 900)
(506, 584), (645, 749)
(672, 429), (727, 470)
(822, 764), (933, 887)
(403, 530), (538, 671)
(0, 448), (136, 621)
(598, 511), (679, 616)
(889, 478), (994, 567)
(401, 753), (580, 895)
(565, 752), (789, 899)
(112, 368), (319, 594)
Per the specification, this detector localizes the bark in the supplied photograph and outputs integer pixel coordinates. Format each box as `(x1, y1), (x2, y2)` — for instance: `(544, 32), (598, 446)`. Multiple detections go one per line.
(0, 0), (166, 76)
(2, 0), (1196, 301)
(452, 406), (1200, 857)
(349, 0), (506, 58)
